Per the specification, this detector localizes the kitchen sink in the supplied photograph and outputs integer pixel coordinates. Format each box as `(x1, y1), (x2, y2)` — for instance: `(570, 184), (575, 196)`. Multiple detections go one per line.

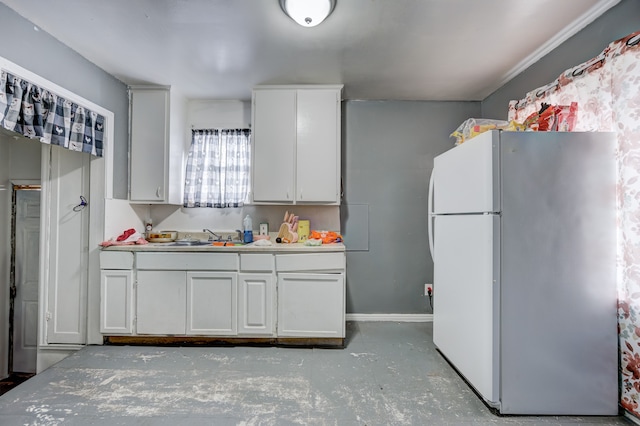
(169, 240), (212, 246)
(212, 240), (245, 246)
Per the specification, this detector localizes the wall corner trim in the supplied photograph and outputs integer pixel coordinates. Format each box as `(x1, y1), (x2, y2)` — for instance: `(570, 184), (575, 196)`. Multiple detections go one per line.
(489, 0), (621, 97)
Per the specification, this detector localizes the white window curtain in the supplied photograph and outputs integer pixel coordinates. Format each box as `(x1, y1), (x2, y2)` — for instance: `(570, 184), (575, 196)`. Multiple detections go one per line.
(183, 129), (251, 208)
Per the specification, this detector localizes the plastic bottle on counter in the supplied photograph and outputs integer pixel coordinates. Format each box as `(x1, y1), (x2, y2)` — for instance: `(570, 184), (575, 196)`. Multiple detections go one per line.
(243, 215), (253, 243)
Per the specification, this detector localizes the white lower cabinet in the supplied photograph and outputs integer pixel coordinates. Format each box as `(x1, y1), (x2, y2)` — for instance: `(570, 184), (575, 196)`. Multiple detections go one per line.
(277, 272), (345, 338)
(238, 253), (275, 336)
(134, 252), (239, 336)
(136, 270), (238, 336)
(187, 272), (237, 335)
(275, 252), (346, 338)
(136, 270), (186, 335)
(100, 250), (345, 341)
(238, 273), (274, 335)
(100, 270), (134, 334)
(100, 251), (135, 335)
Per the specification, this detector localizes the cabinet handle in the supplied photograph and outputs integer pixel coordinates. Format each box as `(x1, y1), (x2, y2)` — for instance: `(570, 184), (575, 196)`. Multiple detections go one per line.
(156, 186), (162, 198)
(299, 190), (303, 200)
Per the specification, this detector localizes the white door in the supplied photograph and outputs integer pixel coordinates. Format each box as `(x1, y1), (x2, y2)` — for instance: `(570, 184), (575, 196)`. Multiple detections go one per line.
(136, 270), (186, 335)
(12, 189), (40, 373)
(238, 273), (274, 335)
(277, 272), (345, 338)
(252, 89), (296, 202)
(186, 272), (237, 336)
(432, 214), (499, 405)
(100, 270), (134, 334)
(45, 146), (90, 344)
(296, 89), (340, 203)
(129, 88), (169, 202)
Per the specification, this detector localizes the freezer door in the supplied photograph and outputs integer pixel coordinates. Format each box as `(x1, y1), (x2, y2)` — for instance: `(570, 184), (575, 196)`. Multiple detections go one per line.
(432, 214), (500, 405)
(433, 130), (499, 214)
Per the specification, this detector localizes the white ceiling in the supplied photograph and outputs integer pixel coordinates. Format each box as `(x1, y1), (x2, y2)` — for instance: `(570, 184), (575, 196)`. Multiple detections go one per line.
(1, 0), (619, 101)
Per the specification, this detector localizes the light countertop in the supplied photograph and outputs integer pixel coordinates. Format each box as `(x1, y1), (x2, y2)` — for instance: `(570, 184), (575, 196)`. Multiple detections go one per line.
(101, 242), (345, 253)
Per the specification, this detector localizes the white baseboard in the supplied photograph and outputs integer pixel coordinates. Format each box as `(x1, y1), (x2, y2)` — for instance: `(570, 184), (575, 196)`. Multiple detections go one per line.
(346, 313), (433, 322)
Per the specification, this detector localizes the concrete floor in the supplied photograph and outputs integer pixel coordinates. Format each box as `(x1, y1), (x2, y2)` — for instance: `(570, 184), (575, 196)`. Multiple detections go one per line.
(0, 322), (630, 425)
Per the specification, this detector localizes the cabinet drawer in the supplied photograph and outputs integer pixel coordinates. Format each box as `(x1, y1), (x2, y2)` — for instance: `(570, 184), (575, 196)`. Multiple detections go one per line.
(137, 252), (238, 270)
(240, 254), (275, 271)
(100, 251), (134, 269)
(275, 252), (345, 272)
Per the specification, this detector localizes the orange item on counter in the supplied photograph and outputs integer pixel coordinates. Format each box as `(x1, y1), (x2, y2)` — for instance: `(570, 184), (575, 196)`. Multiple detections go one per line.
(309, 230), (343, 244)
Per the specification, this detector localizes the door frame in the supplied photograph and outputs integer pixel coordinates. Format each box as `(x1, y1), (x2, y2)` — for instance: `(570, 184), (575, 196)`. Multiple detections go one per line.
(8, 182), (41, 374)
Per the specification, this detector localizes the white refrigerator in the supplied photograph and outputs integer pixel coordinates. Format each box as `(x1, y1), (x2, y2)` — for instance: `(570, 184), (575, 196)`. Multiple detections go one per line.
(428, 130), (618, 415)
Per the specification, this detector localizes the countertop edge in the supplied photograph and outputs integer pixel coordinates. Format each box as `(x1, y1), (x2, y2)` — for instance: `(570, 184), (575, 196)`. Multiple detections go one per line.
(100, 242), (346, 253)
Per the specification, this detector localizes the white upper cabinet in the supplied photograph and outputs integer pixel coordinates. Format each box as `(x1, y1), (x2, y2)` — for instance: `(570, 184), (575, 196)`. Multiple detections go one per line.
(252, 89), (296, 202)
(252, 85), (343, 205)
(129, 86), (186, 204)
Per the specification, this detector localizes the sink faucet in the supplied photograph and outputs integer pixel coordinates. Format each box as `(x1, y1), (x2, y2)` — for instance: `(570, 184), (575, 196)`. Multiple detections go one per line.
(203, 228), (221, 241)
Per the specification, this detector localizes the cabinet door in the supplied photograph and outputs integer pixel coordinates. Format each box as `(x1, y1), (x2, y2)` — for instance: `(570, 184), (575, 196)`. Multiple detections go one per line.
(296, 89), (340, 203)
(186, 272), (237, 335)
(130, 88), (169, 202)
(277, 272), (345, 337)
(136, 270), (186, 335)
(252, 89), (296, 203)
(100, 270), (134, 334)
(238, 273), (274, 335)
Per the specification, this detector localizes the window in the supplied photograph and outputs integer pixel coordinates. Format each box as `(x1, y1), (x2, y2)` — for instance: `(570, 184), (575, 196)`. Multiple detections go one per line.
(183, 129), (251, 208)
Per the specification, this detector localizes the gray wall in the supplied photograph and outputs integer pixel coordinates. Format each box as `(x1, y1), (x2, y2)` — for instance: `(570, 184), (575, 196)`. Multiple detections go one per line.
(0, 4), (129, 199)
(482, 0), (640, 119)
(342, 101), (480, 314)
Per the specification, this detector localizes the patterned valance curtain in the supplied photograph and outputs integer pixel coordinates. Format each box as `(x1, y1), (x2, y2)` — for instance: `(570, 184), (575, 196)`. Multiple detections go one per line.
(183, 129), (251, 208)
(508, 30), (640, 418)
(0, 71), (105, 157)
(508, 31), (639, 131)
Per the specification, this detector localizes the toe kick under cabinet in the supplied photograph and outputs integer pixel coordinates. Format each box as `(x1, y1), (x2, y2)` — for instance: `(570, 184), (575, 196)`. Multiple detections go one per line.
(99, 250), (345, 346)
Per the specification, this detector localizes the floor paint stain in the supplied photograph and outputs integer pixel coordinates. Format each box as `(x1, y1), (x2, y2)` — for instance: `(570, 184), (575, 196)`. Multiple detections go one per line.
(138, 354), (164, 363)
(99, 374), (118, 386)
(349, 352), (375, 358)
(25, 405), (66, 425)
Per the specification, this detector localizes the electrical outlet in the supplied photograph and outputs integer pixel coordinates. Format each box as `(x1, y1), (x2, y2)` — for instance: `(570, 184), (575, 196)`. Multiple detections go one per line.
(425, 284), (433, 296)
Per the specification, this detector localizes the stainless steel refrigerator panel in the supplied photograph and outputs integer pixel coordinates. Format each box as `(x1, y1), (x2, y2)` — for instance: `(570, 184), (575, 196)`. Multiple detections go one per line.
(498, 132), (618, 414)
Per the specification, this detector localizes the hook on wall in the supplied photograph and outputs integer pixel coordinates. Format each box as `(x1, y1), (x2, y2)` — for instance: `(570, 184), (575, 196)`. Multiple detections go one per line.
(73, 195), (88, 212)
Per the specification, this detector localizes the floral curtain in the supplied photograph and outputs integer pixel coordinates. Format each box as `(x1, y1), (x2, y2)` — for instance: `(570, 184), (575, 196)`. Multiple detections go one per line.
(0, 71), (104, 157)
(509, 30), (640, 418)
(183, 128), (251, 208)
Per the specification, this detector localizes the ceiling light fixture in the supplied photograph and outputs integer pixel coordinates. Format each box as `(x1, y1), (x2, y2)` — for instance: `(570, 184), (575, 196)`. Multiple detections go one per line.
(279, 0), (336, 27)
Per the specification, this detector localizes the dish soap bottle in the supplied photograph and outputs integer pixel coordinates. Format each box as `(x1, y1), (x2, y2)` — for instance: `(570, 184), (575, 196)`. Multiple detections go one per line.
(243, 214), (253, 243)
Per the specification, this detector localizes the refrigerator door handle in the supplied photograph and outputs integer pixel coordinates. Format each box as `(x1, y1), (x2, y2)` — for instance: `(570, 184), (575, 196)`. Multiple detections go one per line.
(428, 168), (435, 261)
